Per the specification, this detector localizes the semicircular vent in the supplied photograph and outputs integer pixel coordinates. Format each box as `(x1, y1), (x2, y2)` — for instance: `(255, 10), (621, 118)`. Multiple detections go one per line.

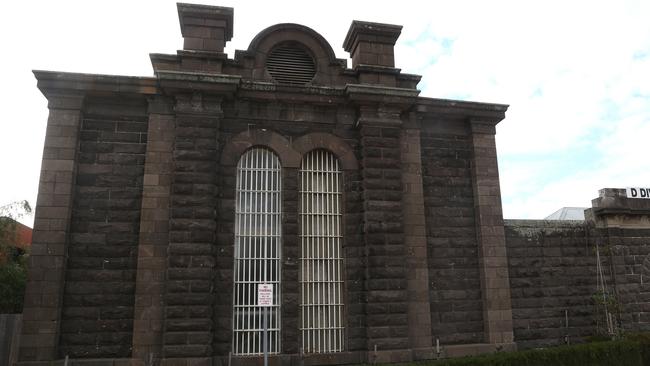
(266, 44), (316, 85)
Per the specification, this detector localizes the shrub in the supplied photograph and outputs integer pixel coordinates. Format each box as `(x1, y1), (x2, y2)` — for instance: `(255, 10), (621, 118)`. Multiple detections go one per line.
(380, 339), (646, 366)
(0, 258), (28, 313)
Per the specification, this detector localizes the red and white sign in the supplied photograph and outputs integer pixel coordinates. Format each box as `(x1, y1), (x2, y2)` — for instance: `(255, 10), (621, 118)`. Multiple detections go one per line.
(257, 284), (274, 306)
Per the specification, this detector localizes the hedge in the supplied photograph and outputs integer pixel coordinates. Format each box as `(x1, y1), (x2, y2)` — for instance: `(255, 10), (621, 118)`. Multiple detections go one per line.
(379, 339), (650, 366)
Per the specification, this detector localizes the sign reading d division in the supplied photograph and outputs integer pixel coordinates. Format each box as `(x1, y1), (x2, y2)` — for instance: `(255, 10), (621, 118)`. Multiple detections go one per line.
(626, 187), (650, 199)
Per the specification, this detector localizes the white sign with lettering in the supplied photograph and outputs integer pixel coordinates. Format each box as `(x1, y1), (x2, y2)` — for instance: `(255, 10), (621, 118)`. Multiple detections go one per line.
(626, 187), (650, 199)
(257, 284), (274, 306)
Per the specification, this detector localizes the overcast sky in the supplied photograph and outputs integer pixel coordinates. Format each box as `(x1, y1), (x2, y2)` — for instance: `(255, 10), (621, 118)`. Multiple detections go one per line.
(1, 0), (649, 225)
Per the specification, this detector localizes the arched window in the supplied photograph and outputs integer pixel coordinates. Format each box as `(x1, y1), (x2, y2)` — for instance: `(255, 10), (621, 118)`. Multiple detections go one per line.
(232, 147), (282, 355)
(299, 149), (344, 353)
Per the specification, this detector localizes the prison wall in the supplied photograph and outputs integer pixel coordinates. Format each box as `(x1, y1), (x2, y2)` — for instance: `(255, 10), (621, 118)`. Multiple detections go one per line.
(23, 2), (650, 365)
(504, 197), (650, 350)
(603, 226), (650, 333)
(504, 220), (598, 350)
(420, 125), (484, 345)
(213, 99), (368, 360)
(59, 97), (148, 358)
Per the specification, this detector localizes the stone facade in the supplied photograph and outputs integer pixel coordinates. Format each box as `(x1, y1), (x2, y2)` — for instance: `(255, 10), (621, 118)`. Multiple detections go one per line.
(506, 220), (596, 349)
(16, 3), (650, 366)
(506, 189), (650, 350)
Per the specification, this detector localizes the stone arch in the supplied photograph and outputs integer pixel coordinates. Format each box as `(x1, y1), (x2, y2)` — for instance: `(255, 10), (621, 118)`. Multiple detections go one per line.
(292, 132), (358, 171)
(247, 23), (344, 84)
(220, 129), (301, 168)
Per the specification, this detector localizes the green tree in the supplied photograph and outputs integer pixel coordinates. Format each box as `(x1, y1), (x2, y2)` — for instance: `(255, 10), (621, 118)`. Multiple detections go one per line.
(0, 200), (32, 313)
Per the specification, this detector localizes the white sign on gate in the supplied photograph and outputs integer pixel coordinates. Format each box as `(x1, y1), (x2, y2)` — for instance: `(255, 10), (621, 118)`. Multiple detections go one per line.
(626, 187), (650, 199)
(257, 284), (273, 306)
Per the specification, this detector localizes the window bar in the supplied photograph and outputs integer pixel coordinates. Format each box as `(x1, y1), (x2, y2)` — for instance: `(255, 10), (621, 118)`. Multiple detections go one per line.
(243, 151), (249, 352)
(300, 150), (344, 353)
(335, 160), (342, 351)
(232, 147), (282, 355)
(324, 150), (328, 352)
(242, 151), (247, 353)
(252, 149), (257, 353)
(235, 162), (240, 353)
(307, 150), (312, 353)
(276, 154), (281, 352)
(319, 150), (323, 352)
(256, 148), (261, 353)
(248, 150), (253, 354)
(312, 150), (316, 352)
(315, 151), (318, 350)
(308, 151), (312, 353)
(327, 150), (331, 352)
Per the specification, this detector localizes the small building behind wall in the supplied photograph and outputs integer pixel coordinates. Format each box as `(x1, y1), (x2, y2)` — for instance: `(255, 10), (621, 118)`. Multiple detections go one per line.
(16, 3), (650, 366)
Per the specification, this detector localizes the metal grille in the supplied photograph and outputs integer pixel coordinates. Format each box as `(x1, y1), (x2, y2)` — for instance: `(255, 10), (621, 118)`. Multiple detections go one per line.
(266, 44), (316, 85)
(299, 149), (344, 353)
(232, 147), (282, 355)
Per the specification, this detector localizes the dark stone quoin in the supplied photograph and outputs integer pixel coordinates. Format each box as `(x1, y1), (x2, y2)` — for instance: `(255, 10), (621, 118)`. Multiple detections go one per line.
(18, 3), (650, 366)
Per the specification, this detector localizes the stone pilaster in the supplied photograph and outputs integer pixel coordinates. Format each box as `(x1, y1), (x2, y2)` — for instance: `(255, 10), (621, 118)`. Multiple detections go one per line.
(132, 96), (175, 363)
(400, 116), (433, 358)
(163, 93), (222, 363)
(587, 188), (650, 334)
(468, 119), (514, 346)
(281, 167), (300, 355)
(346, 84), (419, 363)
(358, 105), (409, 362)
(19, 94), (84, 361)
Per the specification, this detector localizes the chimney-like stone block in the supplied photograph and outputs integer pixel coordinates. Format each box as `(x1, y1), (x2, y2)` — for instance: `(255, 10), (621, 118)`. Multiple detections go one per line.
(343, 20), (402, 68)
(177, 3), (233, 52)
(586, 187), (650, 228)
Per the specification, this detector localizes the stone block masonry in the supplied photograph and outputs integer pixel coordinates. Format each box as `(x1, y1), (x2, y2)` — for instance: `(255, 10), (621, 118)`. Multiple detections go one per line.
(589, 188), (650, 335)
(421, 129), (483, 345)
(19, 93), (84, 362)
(505, 220), (597, 349)
(358, 118), (410, 356)
(163, 94), (222, 361)
(23, 3), (650, 366)
(401, 122), (434, 357)
(132, 96), (175, 361)
(60, 97), (148, 358)
(469, 120), (514, 346)
(505, 191), (650, 350)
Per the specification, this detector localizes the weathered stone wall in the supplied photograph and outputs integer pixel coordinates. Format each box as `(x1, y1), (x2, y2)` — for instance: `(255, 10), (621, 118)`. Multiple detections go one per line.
(420, 128), (484, 345)
(131, 96), (174, 361)
(213, 100), (367, 358)
(586, 189), (650, 336)
(59, 98), (148, 358)
(358, 119), (409, 355)
(506, 218), (650, 349)
(599, 226), (650, 333)
(504, 220), (597, 349)
(163, 95), (222, 359)
(21, 4), (520, 364)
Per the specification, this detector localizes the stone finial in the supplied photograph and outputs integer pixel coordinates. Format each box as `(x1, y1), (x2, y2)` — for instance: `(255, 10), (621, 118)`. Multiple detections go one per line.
(177, 3), (233, 52)
(343, 20), (402, 68)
